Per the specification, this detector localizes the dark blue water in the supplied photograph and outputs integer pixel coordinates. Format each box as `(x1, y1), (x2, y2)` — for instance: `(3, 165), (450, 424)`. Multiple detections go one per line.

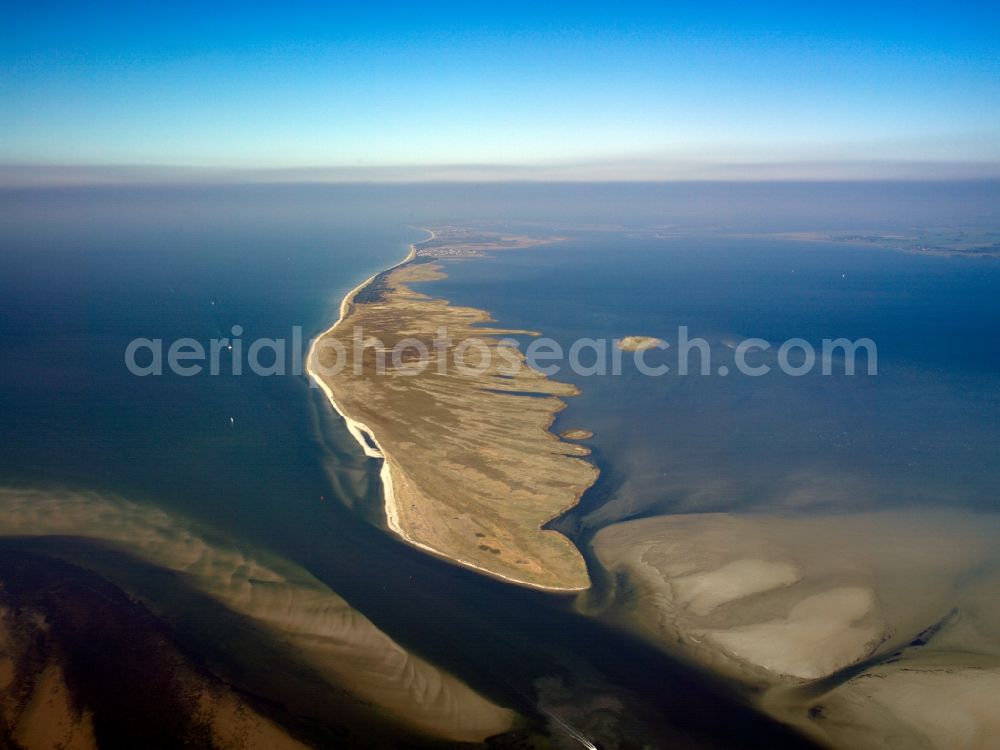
(2, 182), (999, 747)
(425, 233), (1000, 531)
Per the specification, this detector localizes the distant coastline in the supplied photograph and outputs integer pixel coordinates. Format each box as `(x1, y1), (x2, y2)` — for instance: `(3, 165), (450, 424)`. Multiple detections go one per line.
(743, 229), (1000, 258)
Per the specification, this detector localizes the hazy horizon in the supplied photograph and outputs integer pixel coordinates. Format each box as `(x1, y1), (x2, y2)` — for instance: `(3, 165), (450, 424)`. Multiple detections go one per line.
(5, 162), (1000, 188)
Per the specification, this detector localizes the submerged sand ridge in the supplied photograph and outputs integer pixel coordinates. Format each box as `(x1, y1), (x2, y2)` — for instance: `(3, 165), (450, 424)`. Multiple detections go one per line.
(309, 228), (597, 591)
(0, 487), (517, 743)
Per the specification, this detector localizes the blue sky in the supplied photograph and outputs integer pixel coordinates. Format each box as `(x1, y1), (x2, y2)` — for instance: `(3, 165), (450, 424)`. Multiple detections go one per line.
(1, 1), (998, 179)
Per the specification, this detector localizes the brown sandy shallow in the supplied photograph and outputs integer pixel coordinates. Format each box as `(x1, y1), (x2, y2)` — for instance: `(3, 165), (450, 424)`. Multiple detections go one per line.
(591, 510), (1000, 749)
(0, 573), (310, 750)
(0, 487), (517, 744)
(310, 230), (597, 591)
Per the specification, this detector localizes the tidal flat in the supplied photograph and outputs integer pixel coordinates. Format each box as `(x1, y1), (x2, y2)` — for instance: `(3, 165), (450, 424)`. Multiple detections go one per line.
(591, 510), (1000, 749)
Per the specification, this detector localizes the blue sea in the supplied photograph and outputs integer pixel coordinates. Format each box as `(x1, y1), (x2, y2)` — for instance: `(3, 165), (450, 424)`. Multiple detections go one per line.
(425, 229), (1000, 535)
(1, 181), (998, 747)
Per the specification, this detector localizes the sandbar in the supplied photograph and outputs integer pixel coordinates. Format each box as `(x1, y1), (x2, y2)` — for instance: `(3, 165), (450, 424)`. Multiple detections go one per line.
(591, 509), (1000, 749)
(0, 487), (516, 743)
(616, 335), (667, 352)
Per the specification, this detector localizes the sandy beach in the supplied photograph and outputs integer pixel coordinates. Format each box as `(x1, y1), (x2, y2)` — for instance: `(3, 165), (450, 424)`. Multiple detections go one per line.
(305, 237), (423, 541)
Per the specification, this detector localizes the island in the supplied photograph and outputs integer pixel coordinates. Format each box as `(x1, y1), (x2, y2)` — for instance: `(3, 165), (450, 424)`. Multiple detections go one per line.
(560, 429), (594, 440)
(308, 227), (597, 591)
(616, 335), (667, 352)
